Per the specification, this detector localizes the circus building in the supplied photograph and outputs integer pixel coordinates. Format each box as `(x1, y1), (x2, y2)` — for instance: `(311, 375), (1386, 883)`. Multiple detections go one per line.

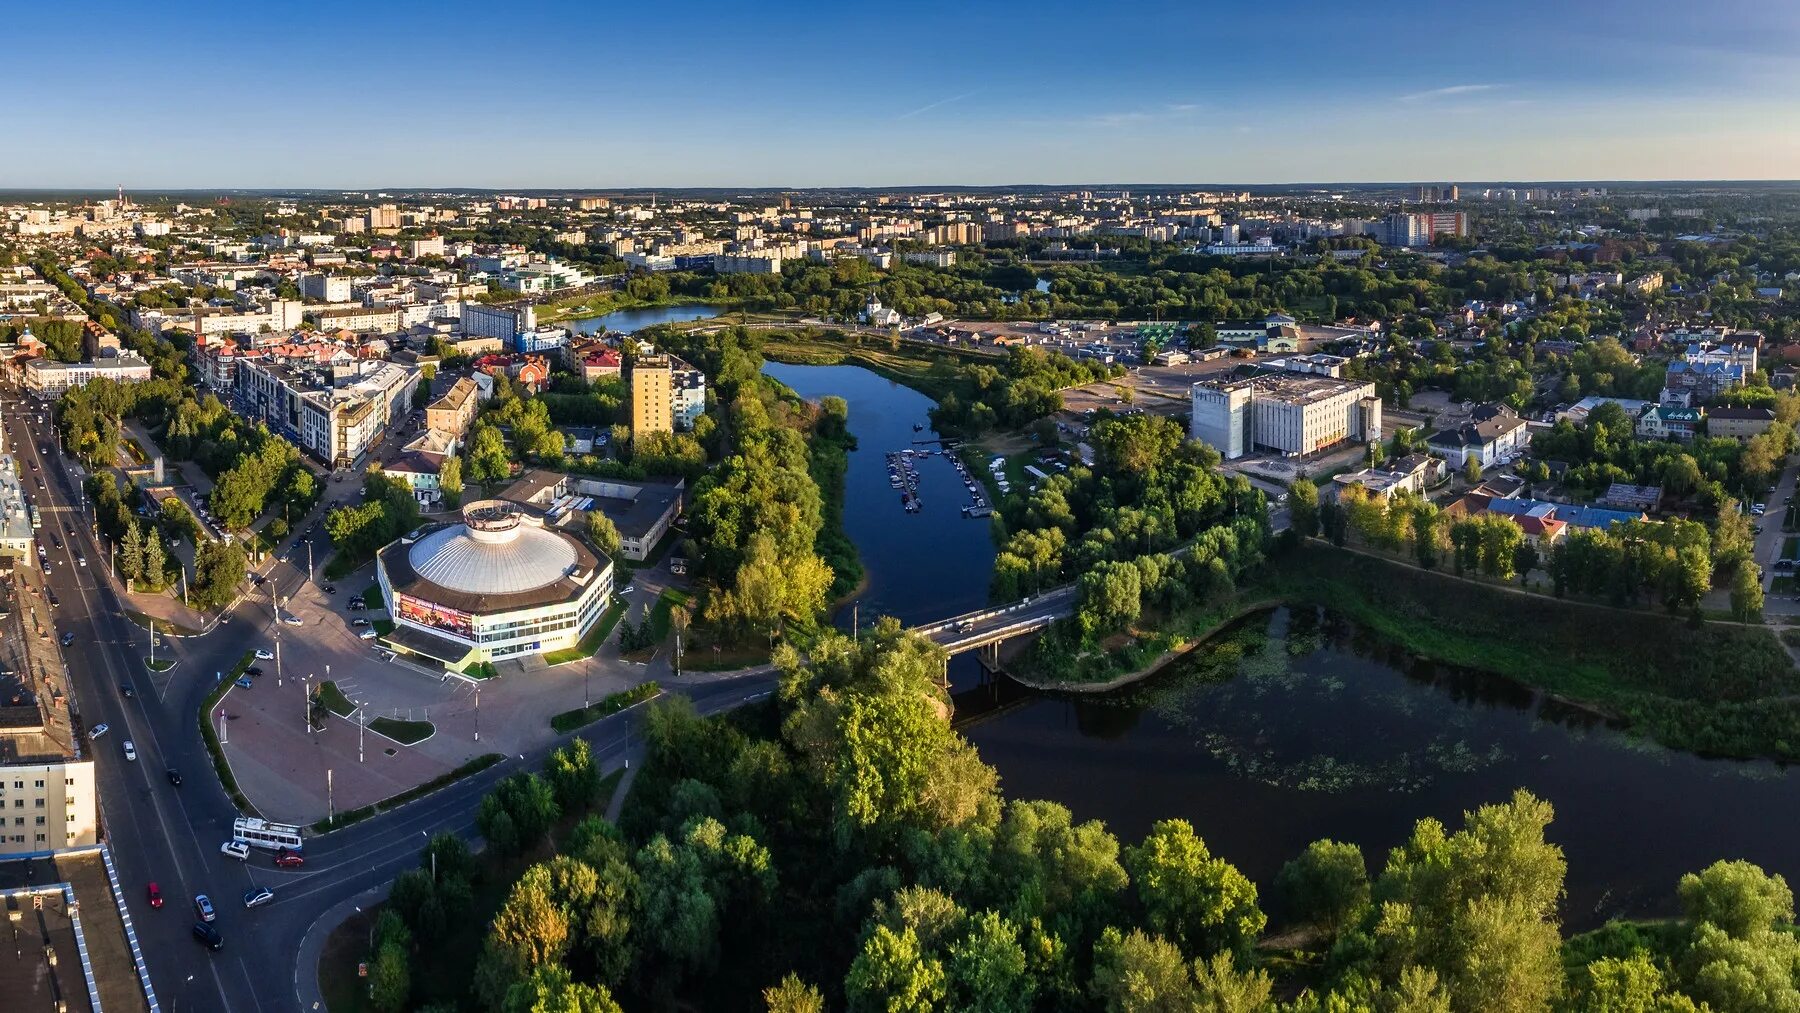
(375, 500), (612, 671)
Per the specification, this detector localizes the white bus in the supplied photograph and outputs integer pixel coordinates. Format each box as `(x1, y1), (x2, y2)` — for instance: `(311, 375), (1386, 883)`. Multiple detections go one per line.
(232, 817), (304, 852)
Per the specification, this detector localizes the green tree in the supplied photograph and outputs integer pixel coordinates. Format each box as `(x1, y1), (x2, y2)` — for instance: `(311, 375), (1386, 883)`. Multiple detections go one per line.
(1189, 951), (1272, 1013)
(947, 910), (1034, 1013)
(501, 964), (625, 1013)
(369, 940), (411, 1012)
(1288, 479), (1319, 539)
(143, 532), (166, 588)
(1125, 819), (1265, 959)
(119, 521), (144, 582)
(846, 925), (948, 1013)
(1463, 455), (1483, 484)
(468, 422), (512, 485)
(585, 510), (622, 558)
(1089, 926), (1195, 1013)
(1276, 839), (1370, 939)
(1731, 562), (1764, 623)
(763, 974), (825, 1013)
(438, 454), (463, 508)
(1679, 860), (1793, 940)
(546, 738), (602, 811)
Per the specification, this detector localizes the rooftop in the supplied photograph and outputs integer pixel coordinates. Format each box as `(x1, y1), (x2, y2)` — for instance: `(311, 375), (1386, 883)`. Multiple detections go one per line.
(380, 501), (602, 615)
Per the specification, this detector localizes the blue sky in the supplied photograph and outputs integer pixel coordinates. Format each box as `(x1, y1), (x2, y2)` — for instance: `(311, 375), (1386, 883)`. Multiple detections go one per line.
(7, 0), (1800, 188)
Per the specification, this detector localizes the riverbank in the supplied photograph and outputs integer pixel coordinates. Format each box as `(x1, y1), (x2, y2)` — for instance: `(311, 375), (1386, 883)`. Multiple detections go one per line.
(1018, 542), (1800, 762)
(760, 332), (995, 404)
(533, 292), (738, 325)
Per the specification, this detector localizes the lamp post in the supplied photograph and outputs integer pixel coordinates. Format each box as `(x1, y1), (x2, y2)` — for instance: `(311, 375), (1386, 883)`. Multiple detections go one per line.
(474, 687), (480, 742)
(355, 702), (364, 763)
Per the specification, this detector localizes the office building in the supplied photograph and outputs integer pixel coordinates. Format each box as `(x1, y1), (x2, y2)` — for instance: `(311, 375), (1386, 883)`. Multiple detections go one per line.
(21, 352), (153, 396)
(631, 355), (673, 448)
(461, 302), (536, 344)
(1190, 371), (1380, 459)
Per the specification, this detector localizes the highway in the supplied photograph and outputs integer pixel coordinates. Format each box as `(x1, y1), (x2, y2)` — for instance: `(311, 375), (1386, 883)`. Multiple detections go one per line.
(4, 396), (774, 1012)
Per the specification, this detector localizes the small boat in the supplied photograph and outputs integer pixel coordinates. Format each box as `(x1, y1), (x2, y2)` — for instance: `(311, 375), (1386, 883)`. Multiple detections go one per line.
(913, 423), (924, 432)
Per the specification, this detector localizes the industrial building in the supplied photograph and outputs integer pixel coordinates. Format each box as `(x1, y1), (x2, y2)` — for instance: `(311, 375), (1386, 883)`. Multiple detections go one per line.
(1190, 370), (1380, 460)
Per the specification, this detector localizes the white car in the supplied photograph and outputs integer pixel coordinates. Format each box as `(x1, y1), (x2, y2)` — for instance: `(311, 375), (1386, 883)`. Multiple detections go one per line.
(220, 841), (250, 861)
(242, 886), (275, 909)
(282, 615), (303, 627)
(255, 649), (274, 660)
(122, 741), (137, 762)
(358, 629), (378, 640)
(89, 723), (109, 739)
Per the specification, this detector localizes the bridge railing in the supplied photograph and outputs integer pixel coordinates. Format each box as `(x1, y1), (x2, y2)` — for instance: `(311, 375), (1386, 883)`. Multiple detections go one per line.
(913, 586), (1074, 638)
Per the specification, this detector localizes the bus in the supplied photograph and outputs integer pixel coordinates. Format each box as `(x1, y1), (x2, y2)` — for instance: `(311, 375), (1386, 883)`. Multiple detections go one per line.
(232, 817), (304, 853)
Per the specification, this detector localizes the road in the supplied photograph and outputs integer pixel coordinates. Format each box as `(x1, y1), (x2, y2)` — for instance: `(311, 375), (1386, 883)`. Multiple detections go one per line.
(6, 395), (776, 1012)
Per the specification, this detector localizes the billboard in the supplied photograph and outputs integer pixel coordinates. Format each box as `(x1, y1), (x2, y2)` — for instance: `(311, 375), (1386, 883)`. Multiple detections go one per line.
(394, 593), (475, 638)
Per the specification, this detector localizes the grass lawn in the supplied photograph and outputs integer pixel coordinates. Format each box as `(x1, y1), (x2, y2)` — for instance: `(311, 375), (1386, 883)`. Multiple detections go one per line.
(1784, 536), (1799, 560)
(549, 682), (662, 733)
(368, 717), (433, 745)
(143, 657), (175, 672)
(198, 651), (258, 813)
(543, 600), (627, 666)
(1774, 575), (1797, 595)
(315, 681), (355, 718)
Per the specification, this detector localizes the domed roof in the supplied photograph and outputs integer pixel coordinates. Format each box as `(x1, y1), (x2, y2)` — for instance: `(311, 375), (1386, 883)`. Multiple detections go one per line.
(406, 502), (578, 596)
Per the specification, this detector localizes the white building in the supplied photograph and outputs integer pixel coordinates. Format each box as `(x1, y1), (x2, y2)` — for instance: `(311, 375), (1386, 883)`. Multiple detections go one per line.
(672, 367), (707, 430)
(1190, 371), (1380, 459)
(376, 501), (614, 669)
(22, 352), (154, 396)
(713, 253), (782, 275)
(299, 273), (352, 303)
(461, 302), (536, 344)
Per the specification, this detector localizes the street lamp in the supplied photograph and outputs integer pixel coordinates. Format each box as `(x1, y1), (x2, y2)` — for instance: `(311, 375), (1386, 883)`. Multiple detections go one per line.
(474, 687), (480, 742)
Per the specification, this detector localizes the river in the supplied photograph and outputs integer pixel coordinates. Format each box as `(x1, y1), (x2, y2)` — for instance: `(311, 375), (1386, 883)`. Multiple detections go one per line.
(962, 606), (1800, 927)
(761, 362), (996, 628)
(753, 361), (1800, 927)
(572, 303), (722, 335)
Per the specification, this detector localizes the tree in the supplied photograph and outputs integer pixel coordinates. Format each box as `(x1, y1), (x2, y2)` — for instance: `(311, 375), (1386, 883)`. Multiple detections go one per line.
(1288, 479), (1319, 539)
(468, 422), (512, 485)
(1679, 860), (1793, 940)
(1276, 839), (1370, 939)
(546, 738), (602, 811)
(763, 974), (825, 1013)
(1512, 540), (1538, 584)
(585, 510), (622, 559)
(120, 521), (144, 582)
(947, 910), (1034, 1013)
(501, 964), (625, 1013)
(369, 940), (411, 1012)
(1189, 951), (1272, 1013)
(1463, 455), (1483, 484)
(1089, 926), (1195, 1013)
(846, 925), (948, 1013)
(1124, 819), (1265, 959)
(438, 455), (463, 508)
(143, 532), (166, 588)
(1731, 563), (1764, 623)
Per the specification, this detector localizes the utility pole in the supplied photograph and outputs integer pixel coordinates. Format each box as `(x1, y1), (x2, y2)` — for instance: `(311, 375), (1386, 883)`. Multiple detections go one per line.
(583, 663), (589, 711)
(307, 539), (314, 583)
(148, 619), (156, 670)
(474, 688), (480, 741)
(356, 703), (364, 763)
(303, 676), (310, 732)
(326, 768), (333, 823)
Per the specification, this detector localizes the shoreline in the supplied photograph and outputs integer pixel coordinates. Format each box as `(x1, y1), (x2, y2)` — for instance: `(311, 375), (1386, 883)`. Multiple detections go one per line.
(1002, 599), (1285, 694)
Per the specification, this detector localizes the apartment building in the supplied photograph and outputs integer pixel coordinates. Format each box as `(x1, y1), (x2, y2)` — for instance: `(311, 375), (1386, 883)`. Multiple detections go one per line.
(1383, 211), (1468, 247)
(237, 358), (421, 470)
(425, 376), (480, 438)
(311, 305), (403, 333)
(299, 273), (352, 303)
(672, 367), (707, 430)
(630, 355), (673, 448)
(461, 302), (536, 344)
(0, 560), (97, 856)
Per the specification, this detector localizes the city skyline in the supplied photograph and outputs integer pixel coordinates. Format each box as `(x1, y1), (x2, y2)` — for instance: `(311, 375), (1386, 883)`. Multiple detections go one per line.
(11, 0), (1800, 188)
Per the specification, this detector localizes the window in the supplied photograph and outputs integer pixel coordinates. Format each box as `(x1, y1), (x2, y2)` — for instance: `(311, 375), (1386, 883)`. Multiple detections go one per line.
(9, 781), (18, 790)
(66, 814), (74, 823)
(34, 834), (44, 843)
(33, 817), (42, 826)
(63, 779), (73, 787)
(11, 818), (20, 826)
(11, 800), (19, 809)
(34, 799), (44, 808)
(33, 780), (42, 789)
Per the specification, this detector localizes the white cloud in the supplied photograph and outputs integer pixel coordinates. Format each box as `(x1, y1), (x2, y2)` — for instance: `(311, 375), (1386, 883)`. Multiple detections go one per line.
(896, 92), (977, 120)
(1399, 83), (1503, 102)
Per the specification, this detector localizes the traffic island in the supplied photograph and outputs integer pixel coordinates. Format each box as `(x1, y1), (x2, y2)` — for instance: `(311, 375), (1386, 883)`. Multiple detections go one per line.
(368, 717), (434, 745)
(142, 657), (175, 673)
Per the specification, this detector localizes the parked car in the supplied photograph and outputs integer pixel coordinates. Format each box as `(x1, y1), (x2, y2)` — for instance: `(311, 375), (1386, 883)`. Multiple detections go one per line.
(359, 629), (378, 640)
(194, 895), (215, 922)
(147, 882), (163, 908)
(245, 667), (263, 677)
(242, 886), (275, 909)
(192, 922), (224, 951)
(220, 841), (250, 861)
(60, 632), (74, 646)
(282, 615), (303, 627)
(322, 585), (337, 595)
(89, 723), (109, 739)
(351, 618), (370, 627)
(255, 649), (274, 660)
(235, 676), (253, 689)
(122, 741), (136, 762)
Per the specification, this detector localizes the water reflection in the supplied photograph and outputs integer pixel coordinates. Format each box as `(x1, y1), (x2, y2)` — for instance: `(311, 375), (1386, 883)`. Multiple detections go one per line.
(965, 606), (1800, 927)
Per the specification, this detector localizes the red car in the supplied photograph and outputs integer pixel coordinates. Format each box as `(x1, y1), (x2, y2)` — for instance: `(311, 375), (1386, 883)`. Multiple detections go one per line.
(273, 850), (304, 868)
(146, 882), (163, 909)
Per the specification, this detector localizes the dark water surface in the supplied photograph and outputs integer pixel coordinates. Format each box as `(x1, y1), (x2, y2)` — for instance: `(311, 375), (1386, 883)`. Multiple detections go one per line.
(761, 362), (997, 628)
(572, 304), (722, 334)
(962, 606), (1800, 927)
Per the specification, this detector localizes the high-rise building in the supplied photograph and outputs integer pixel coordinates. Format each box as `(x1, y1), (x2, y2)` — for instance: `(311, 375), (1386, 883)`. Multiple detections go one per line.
(1383, 211), (1468, 247)
(631, 355), (673, 449)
